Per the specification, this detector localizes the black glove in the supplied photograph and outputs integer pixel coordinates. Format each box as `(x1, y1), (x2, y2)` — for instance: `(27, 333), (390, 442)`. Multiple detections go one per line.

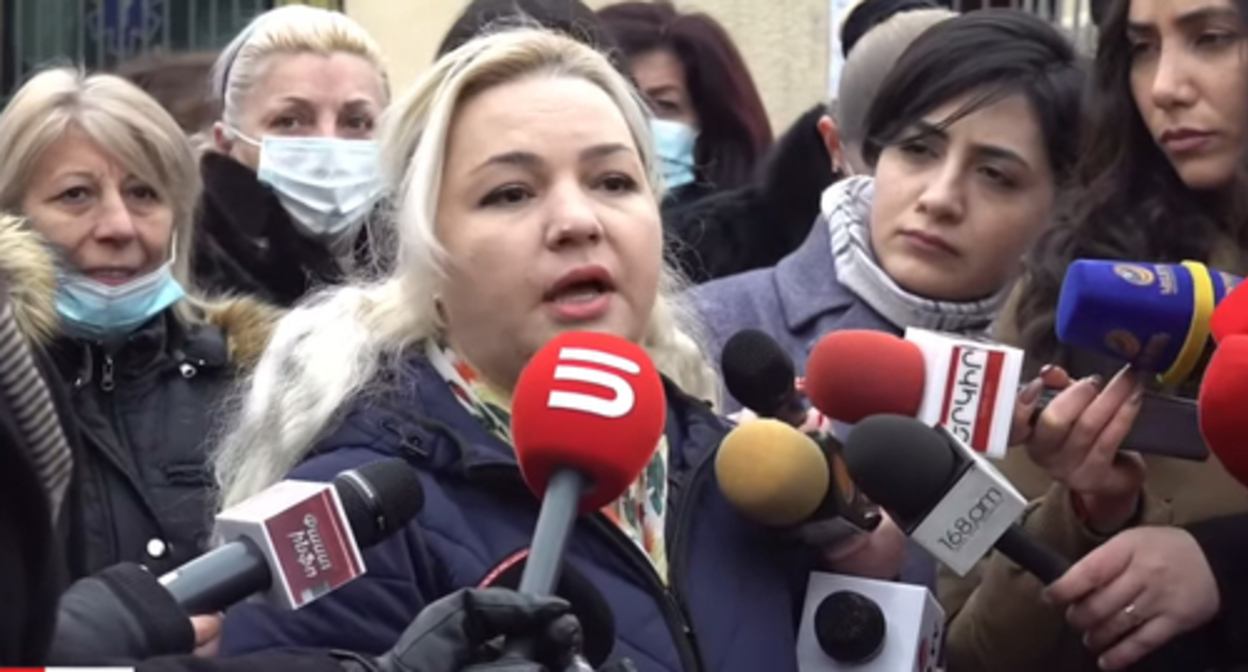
(47, 562), (195, 665)
(371, 588), (587, 672)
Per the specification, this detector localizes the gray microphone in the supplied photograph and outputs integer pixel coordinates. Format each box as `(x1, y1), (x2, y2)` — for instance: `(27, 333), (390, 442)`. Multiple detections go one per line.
(159, 458), (424, 615)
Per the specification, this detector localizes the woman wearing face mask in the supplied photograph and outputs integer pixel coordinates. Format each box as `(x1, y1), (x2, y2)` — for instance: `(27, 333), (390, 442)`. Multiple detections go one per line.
(597, 1), (773, 209)
(689, 10), (1084, 413)
(194, 5), (391, 307)
(0, 68), (276, 579)
(211, 28), (842, 670)
(945, 0), (1248, 668)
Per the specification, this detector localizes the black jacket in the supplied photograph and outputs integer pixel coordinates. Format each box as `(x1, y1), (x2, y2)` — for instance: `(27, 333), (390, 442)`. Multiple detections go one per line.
(665, 104), (837, 284)
(193, 153), (349, 307)
(1189, 514), (1248, 665)
(51, 311), (235, 579)
(0, 347), (62, 664)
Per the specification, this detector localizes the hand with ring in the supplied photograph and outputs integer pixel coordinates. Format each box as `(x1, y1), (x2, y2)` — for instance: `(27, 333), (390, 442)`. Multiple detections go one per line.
(1045, 526), (1221, 670)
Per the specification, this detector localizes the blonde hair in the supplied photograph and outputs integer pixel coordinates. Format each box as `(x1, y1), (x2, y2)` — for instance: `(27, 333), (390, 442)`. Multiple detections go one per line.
(212, 5), (390, 133)
(0, 67), (201, 293)
(214, 28), (718, 507)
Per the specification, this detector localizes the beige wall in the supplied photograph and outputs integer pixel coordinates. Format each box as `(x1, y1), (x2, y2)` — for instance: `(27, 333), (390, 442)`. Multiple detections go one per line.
(345, 0), (831, 133)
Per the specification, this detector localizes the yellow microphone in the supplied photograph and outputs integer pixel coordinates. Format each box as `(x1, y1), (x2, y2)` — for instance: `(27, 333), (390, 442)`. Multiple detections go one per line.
(714, 419), (831, 526)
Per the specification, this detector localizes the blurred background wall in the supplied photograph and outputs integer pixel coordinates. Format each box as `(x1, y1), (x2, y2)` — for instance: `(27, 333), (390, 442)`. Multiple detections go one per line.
(345, 0), (831, 134)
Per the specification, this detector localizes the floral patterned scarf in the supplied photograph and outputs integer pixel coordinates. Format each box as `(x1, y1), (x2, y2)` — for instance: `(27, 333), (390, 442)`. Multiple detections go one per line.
(426, 339), (670, 582)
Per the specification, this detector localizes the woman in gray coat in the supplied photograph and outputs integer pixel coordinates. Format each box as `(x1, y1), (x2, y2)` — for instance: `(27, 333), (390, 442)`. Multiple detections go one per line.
(690, 10), (1084, 412)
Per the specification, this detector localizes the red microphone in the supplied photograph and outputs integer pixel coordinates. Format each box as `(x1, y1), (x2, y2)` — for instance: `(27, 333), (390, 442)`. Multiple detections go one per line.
(807, 329), (1018, 457)
(1199, 335), (1248, 487)
(511, 331), (666, 595)
(806, 329), (1207, 461)
(1211, 280), (1248, 345)
(805, 330), (927, 425)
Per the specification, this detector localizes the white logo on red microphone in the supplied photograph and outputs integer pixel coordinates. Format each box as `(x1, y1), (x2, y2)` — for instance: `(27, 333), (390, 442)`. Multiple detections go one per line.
(547, 347), (640, 418)
(939, 346), (1005, 453)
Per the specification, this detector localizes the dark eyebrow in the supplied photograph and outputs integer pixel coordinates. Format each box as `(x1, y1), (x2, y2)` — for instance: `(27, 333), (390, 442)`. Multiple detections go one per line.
(904, 120), (1031, 169)
(471, 144), (633, 175)
(644, 84), (682, 97)
(1129, 5), (1240, 32)
(901, 120), (949, 143)
(1178, 5), (1240, 27)
(972, 144), (1031, 170)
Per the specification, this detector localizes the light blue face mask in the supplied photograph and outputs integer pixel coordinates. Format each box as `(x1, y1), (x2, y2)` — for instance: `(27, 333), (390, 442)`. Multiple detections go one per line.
(234, 131), (386, 241)
(649, 118), (699, 190)
(55, 262), (185, 340)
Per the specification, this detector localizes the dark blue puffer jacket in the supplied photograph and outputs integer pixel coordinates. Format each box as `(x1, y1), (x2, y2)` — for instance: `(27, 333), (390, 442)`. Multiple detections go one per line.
(219, 357), (813, 671)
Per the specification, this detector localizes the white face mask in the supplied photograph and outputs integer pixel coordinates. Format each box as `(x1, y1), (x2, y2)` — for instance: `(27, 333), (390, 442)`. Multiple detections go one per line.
(234, 131), (386, 241)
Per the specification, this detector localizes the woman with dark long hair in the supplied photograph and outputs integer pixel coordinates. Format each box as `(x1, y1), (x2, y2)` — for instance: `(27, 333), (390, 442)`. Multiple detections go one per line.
(945, 0), (1248, 668)
(597, 1), (773, 206)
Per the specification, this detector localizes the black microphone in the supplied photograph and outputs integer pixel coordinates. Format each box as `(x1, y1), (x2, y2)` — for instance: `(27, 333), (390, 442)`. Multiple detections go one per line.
(842, 415), (1070, 584)
(721, 329), (808, 427)
(815, 591), (887, 664)
(842, 416), (1201, 672)
(159, 458), (424, 615)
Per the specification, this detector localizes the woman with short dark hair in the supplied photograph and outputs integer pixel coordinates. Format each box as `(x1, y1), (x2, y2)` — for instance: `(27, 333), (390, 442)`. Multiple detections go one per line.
(691, 9), (1084, 414)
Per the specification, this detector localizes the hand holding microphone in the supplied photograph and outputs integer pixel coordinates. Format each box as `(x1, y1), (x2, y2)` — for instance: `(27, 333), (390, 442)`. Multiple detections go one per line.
(805, 328), (1208, 461)
(1033, 323), (1248, 671)
(190, 615), (222, 658)
(1044, 527), (1220, 671)
(135, 588), (625, 672)
(721, 329), (808, 427)
(713, 418), (898, 577)
(1054, 259), (1238, 388)
(496, 331), (665, 669)
(48, 459), (425, 666)
(721, 329), (827, 433)
(373, 588), (614, 672)
(1012, 364), (1147, 534)
(817, 514), (908, 581)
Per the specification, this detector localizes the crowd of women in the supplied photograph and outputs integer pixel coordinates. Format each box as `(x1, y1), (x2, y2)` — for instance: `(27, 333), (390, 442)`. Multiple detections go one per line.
(3, 0), (1248, 669)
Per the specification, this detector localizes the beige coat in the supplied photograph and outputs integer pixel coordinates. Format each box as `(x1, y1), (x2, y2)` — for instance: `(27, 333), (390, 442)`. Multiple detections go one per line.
(941, 269), (1248, 672)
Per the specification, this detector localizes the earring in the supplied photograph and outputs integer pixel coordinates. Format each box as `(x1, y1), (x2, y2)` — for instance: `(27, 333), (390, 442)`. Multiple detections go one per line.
(433, 294), (447, 326)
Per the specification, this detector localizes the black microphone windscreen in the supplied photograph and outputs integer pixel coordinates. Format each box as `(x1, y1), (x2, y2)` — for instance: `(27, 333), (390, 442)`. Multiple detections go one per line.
(333, 458), (425, 548)
(721, 329), (796, 415)
(485, 558), (616, 667)
(814, 590), (886, 664)
(842, 415), (958, 523)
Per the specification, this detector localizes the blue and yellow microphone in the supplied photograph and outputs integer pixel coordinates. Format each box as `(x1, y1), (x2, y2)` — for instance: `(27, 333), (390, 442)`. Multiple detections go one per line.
(1056, 260), (1241, 387)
